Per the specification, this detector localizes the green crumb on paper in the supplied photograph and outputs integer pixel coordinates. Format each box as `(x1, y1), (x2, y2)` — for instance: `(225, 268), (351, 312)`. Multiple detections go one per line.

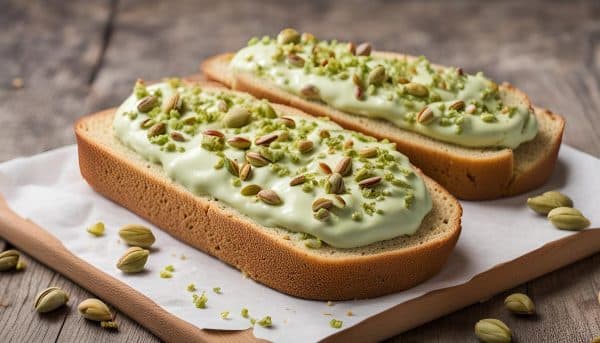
(160, 270), (172, 278)
(193, 292), (208, 309)
(186, 283), (196, 292)
(330, 319), (343, 329)
(220, 311), (230, 320)
(87, 222), (105, 237)
(257, 316), (272, 327)
(212, 287), (222, 294)
(164, 265), (175, 272)
(241, 308), (249, 318)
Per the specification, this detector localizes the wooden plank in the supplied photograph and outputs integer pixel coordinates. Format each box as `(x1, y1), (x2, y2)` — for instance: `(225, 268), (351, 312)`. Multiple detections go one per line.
(1, 0), (600, 342)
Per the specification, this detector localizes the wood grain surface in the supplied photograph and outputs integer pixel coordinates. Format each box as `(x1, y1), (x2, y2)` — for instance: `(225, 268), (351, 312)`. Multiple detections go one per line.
(1, 0), (599, 342)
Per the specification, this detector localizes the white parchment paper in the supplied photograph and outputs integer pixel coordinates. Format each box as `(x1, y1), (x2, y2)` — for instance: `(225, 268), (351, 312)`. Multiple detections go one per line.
(0, 144), (598, 342)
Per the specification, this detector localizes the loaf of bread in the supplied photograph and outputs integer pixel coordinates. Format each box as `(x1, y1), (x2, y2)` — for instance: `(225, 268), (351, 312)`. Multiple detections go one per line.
(75, 84), (462, 300)
(202, 51), (564, 200)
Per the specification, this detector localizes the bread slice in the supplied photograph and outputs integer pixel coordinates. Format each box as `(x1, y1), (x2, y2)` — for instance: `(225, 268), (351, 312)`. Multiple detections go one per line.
(74, 89), (462, 300)
(202, 53), (565, 200)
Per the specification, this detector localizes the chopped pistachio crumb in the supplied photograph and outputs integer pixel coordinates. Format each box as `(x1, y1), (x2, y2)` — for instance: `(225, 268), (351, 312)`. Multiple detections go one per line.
(330, 319), (343, 329)
(257, 316), (272, 327)
(241, 308), (249, 318)
(193, 291), (208, 308)
(15, 259), (26, 271)
(160, 270), (173, 278)
(213, 287), (222, 294)
(326, 301), (334, 307)
(86, 222), (105, 237)
(164, 265), (175, 272)
(187, 283), (196, 292)
(101, 321), (119, 330)
(220, 311), (230, 320)
(304, 238), (322, 249)
(346, 311), (354, 316)
(180, 254), (187, 260)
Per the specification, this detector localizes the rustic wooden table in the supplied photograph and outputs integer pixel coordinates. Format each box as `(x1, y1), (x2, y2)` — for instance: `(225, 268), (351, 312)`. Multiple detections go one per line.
(1, 0), (599, 342)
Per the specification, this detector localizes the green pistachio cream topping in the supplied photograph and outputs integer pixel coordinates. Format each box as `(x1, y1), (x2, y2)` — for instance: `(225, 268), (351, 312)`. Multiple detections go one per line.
(113, 79), (432, 248)
(230, 29), (538, 149)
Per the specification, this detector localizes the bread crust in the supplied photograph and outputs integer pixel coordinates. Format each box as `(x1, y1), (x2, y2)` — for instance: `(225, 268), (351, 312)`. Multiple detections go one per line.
(75, 99), (461, 300)
(201, 53), (565, 200)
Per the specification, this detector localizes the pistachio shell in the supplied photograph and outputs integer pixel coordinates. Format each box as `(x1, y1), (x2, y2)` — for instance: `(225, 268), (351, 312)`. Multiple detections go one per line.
(118, 224), (156, 248)
(78, 298), (113, 321)
(116, 247), (149, 273)
(0, 249), (19, 271)
(504, 293), (535, 315)
(547, 207), (590, 230)
(474, 318), (512, 343)
(527, 191), (573, 214)
(34, 287), (69, 313)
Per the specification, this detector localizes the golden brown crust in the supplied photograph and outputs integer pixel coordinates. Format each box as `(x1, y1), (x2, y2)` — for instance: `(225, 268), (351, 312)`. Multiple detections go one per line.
(75, 98), (461, 300)
(201, 53), (565, 200)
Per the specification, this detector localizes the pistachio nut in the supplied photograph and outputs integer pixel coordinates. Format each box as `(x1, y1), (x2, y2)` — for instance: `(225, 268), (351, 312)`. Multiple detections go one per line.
(118, 224), (156, 248)
(359, 147), (378, 158)
(78, 298), (113, 321)
(239, 163), (252, 181)
(223, 107), (251, 128)
(319, 162), (332, 175)
(162, 93), (182, 113)
(224, 157), (240, 177)
(358, 176), (382, 188)
(170, 132), (185, 142)
(246, 151), (270, 167)
(117, 247), (149, 273)
(356, 42), (372, 56)
(334, 157), (352, 176)
(504, 293), (535, 315)
(147, 122), (166, 138)
(416, 106), (434, 125)
(301, 32), (315, 43)
(289, 175), (306, 186)
(547, 207), (590, 231)
(312, 198), (333, 212)
(405, 82), (429, 97)
(136, 95), (157, 113)
(255, 133), (278, 146)
(287, 54), (305, 68)
(326, 173), (345, 194)
(0, 249), (19, 271)
(313, 208), (330, 221)
(449, 100), (465, 111)
(297, 139), (314, 154)
(527, 191), (573, 214)
(277, 28), (300, 45)
(34, 287), (69, 313)
(241, 184), (261, 196)
(465, 104), (477, 114)
(227, 136), (252, 150)
(279, 116), (296, 128)
(474, 318), (512, 343)
(300, 84), (321, 100)
(257, 189), (282, 205)
(367, 65), (386, 86)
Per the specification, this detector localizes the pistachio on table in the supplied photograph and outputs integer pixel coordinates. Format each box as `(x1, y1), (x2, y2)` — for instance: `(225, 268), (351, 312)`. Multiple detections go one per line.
(118, 224), (156, 248)
(0, 249), (20, 272)
(78, 298), (113, 321)
(527, 191), (573, 214)
(116, 247), (149, 273)
(34, 287), (69, 313)
(474, 318), (512, 343)
(547, 207), (590, 231)
(504, 293), (535, 315)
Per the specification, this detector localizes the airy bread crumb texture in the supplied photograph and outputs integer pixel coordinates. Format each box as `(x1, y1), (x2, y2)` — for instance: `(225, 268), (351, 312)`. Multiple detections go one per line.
(75, 95), (461, 300)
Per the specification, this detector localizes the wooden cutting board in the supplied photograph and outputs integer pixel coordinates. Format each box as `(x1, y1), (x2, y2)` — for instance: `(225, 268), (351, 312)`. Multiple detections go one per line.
(1, 195), (599, 342)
